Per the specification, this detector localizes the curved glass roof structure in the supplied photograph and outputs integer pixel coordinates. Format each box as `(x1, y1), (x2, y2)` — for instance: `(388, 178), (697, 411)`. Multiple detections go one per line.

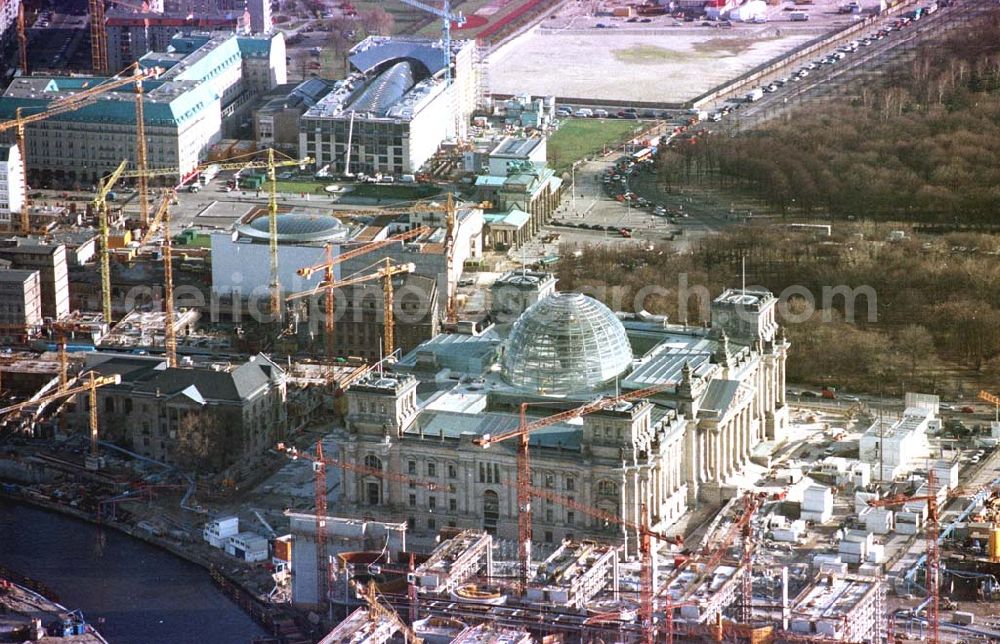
(347, 61), (416, 116)
(502, 293), (633, 396)
(237, 212), (349, 243)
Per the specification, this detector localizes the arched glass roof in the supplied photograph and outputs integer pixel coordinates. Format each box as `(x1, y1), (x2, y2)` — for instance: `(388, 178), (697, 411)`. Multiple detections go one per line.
(502, 293), (633, 396)
(347, 61), (415, 116)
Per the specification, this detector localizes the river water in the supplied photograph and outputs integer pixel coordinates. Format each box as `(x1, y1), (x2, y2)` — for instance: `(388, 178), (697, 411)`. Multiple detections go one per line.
(0, 499), (267, 644)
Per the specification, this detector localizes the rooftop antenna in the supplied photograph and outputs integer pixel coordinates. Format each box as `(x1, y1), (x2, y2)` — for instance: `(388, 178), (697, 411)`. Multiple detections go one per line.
(741, 254), (746, 296)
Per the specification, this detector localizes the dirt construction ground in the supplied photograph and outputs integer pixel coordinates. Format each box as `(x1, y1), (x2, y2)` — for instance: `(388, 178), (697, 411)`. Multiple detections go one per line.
(489, 0), (867, 102)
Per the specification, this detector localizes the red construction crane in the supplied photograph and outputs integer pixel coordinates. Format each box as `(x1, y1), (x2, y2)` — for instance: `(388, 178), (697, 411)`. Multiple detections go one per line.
(867, 472), (961, 644)
(473, 380), (678, 589)
(278, 440), (451, 606)
(526, 484), (678, 644)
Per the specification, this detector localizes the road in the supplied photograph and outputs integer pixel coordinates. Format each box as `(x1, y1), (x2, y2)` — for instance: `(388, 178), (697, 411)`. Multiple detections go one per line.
(700, 0), (990, 131)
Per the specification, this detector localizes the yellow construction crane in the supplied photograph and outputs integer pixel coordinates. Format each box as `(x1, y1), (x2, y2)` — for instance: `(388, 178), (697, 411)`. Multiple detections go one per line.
(295, 227), (430, 364)
(287, 259), (415, 359)
(0, 371), (121, 469)
(0, 63), (161, 232)
(147, 190), (178, 367)
(335, 194), (479, 327)
(353, 580), (423, 644)
(118, 151), (313, 320)
(93, 160), (129, 325)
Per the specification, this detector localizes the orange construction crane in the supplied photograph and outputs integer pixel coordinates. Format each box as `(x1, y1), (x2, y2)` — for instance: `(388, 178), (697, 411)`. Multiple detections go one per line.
(525, 484), (679, 644)
(0, 371), (121, 467)
(278, 440), (451, 606)
(867, 472), (962, 644)
(90, 0), (155, 74)
(473, 380), (679, 589)
(296, 227), (430, 363)
(16, 1), (27, 75)
(288, 259), (415, 361)
(0, 63), (161, 232)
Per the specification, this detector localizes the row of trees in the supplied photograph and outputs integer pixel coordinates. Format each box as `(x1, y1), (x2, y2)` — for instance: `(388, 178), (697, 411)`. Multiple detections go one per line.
(654, 9), (1000, 222)
(557, 225), (1000, 394)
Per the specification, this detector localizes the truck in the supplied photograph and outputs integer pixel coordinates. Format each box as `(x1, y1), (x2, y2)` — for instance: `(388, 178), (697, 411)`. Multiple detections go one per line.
(790, 10), (810, 20)
(687, 108), (708, 122)
(745, 87), (764, 102)
(198, 163), (221, 186)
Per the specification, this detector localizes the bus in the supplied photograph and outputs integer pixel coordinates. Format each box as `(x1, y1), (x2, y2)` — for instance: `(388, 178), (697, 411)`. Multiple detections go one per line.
(630, 147), (654, 163)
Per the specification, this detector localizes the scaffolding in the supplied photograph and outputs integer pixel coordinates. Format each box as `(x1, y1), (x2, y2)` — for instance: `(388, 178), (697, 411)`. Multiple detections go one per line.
(410, 530), (494, 594)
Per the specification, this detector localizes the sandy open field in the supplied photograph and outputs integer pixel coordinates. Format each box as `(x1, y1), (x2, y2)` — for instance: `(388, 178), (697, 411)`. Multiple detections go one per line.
(489, 0), (862, 102)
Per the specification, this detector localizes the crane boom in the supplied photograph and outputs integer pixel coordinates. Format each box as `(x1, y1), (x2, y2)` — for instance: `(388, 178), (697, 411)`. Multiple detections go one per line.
(297, 227), (431, 278)
(0, 64), (159, 133)
(476, 380), (679, 447)
(474, 379), (677, 590)
(286, 261), (413, 301)
(354, 580), (424, 644)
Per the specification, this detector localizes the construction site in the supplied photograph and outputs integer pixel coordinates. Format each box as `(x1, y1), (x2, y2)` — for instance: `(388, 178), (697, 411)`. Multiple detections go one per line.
(1, 1), (1000, 643)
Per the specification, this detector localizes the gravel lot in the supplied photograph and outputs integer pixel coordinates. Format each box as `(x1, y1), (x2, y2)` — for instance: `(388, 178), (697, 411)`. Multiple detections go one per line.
(490, 0), (865, 102)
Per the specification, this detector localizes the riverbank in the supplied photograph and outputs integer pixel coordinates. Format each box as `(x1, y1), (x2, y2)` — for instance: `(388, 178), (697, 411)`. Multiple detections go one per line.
(0, 489), (308, 643)
(0, 578), (109, 644)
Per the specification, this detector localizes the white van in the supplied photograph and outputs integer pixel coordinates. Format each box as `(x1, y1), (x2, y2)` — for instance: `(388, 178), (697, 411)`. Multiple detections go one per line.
(574, 108), (593, 117)
(593, 109), (609, 118)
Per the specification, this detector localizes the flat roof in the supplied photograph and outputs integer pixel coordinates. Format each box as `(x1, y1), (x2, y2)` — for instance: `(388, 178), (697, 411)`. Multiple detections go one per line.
(490, 137), (544, 159)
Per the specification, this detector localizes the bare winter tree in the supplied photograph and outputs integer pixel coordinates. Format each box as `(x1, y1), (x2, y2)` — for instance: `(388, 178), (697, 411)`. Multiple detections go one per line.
(362, 7), (395, 36)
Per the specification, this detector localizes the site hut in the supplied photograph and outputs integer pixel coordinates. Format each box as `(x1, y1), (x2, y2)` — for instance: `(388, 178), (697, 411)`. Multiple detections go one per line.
(225, 531), (269, 562)
(204, 516), (239, 548)
(336, 287), (789, 552)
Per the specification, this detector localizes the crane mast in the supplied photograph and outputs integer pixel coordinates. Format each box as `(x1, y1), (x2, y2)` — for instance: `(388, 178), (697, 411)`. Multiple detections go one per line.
(16, 2), (27, 75)
(134, 72), (150, 224)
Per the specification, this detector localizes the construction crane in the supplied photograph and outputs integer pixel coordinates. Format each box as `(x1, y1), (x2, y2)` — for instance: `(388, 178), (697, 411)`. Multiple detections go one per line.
(278, 440), (451, 607)
(89, 0), (108, 74)
(397, 0), (465, 85)
(0, 63), (161, 232)
(0, 371), (121, 468)
(93, 160), (129, 324)
(90, 0), (156, 73)
(866, 472), (963, 644)
(16, 1), (27, 75)
(118, 151), (312, 320)
(295, 226), (430, 363)
(979, 390), (999, 421)
(524, 484), (678, 643)
(287, 259), (416, 360)
(151, 190), (178, 367)
(335, 196), (489, 327)
(354, 580), (424, 643)
(473, 380), (679, 589)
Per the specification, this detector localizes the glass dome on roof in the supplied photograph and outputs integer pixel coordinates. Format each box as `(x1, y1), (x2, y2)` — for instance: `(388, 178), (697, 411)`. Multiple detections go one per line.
(502, 293), (633, 396)
(238, 212), (349, 243)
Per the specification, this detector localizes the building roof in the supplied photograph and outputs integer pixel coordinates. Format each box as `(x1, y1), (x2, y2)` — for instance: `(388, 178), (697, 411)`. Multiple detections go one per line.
(484, 208), (530, 229)
(237, 212), (350, 243)
(349, 35), (459, 77)
(490, 137), (543, 159)
(347, 61), (417, 116)
(412, 409), (581, 450)
(0, 268), (37, 282)
(83, 353), (282, 403)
